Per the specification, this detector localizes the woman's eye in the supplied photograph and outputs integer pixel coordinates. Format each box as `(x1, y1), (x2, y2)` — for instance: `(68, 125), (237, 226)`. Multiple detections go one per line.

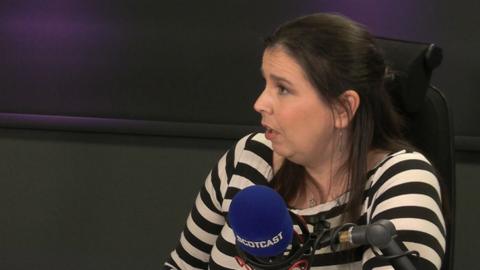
(278, 86), (289, 95)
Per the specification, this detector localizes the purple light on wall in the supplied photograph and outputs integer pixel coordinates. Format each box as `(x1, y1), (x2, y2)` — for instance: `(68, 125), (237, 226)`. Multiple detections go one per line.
(5, 16), (103, 46)
(0, 1), (124, 113)
(2, 2), (119, 67)
(304, 0), (438, 42)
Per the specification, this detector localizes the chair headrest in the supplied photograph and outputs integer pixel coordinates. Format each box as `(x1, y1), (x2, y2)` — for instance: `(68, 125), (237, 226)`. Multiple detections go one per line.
(375, 37), (443, 113)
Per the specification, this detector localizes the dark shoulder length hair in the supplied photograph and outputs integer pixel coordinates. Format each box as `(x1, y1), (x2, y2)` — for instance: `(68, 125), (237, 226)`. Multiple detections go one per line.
(265, 13), (412, 222)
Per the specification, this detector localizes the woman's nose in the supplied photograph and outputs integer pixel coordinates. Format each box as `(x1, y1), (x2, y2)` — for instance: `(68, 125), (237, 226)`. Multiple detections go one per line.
(253, 89), (272, 114)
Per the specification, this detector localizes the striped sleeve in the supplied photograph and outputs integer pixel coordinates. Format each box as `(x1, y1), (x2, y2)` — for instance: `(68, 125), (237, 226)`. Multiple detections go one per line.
(362, 152), (446, 270)
(164, 134), (251, 269)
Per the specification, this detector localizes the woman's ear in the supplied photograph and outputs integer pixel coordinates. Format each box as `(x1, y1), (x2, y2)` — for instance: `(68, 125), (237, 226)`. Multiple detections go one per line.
(333, 90), (360, 129)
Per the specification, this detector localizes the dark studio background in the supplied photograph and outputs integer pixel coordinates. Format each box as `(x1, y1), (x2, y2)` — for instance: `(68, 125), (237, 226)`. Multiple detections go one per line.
(0, 1), (478, 269)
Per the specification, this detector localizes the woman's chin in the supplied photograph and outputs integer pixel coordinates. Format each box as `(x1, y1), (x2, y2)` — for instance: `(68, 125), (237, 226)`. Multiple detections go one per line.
(272, 147), (293, 160)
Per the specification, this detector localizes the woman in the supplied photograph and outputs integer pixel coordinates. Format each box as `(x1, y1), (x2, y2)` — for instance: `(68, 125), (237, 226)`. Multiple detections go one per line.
(164, 13), (445, 269)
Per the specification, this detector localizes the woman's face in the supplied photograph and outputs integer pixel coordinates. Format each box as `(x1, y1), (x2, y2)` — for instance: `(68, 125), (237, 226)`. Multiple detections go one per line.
(254, 46), (337, 166)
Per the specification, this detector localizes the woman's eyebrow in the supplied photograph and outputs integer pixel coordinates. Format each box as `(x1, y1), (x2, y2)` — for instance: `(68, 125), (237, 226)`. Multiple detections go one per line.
(260, 67), (294, 86)
(270, 74), (293, 87)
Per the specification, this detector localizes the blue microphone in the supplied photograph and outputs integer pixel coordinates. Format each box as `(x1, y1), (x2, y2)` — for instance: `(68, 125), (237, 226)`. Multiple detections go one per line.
(228, 185), (294, 257)
(228, 186), (418, 270)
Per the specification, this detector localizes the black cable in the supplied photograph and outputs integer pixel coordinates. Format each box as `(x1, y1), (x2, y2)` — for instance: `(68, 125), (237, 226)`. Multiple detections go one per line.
(372, 247), (419, 261)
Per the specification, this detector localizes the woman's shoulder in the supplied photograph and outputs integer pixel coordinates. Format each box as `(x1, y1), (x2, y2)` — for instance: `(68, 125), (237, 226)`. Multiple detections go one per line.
(234, 132), (272, 156)
(368, 149), (432, 175)
(367, 149), (439, 194)
(242, 132), (272, 148)
(230, 132), (274, 168)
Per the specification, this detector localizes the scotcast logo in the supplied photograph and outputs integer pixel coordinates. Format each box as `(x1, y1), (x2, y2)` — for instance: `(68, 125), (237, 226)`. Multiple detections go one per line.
(236, 231), (284, 248)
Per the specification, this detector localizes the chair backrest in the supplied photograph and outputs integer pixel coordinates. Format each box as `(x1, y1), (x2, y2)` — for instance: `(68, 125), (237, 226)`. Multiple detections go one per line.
(375, 37), (456, 270)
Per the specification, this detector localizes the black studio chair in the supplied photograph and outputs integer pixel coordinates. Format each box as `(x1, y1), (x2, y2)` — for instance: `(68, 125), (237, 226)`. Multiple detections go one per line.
(375, 37), (456, 270)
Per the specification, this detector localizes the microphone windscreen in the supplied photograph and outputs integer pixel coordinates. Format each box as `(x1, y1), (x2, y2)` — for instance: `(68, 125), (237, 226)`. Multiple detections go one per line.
(228, 185), (293, 257)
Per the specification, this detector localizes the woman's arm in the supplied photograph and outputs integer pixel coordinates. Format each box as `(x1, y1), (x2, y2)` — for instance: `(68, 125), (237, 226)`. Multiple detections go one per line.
(164, 135), (251, 269)
(362, 151), (446, 270)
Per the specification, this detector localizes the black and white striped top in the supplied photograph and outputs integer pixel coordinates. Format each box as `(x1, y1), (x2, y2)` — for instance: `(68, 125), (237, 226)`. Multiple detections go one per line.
(164, 133), (445, 269)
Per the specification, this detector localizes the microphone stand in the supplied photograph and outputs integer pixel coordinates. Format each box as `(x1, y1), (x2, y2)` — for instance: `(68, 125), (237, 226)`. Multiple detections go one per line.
(346, 219), (417, 270)
(322, 219), (418, 270)
(236, 215), (417, 270)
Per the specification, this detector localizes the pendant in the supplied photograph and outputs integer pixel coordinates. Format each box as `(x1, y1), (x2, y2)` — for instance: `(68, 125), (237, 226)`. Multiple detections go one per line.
(309, 198), (317, 207)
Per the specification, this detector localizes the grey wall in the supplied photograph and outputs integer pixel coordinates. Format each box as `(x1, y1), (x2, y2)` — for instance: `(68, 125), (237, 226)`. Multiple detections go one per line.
(0, 127), (233, 270)
(453, 152), (480, 269)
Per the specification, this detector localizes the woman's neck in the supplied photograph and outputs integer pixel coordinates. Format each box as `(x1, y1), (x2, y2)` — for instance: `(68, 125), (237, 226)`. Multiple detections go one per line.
(305, 169), (348, 202)
(304, 147), (348, 193)
(287, 149), (391, 209)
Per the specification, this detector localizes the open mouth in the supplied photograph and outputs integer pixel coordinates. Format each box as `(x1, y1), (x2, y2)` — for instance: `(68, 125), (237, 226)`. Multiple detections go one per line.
(263, 125), (278, 140)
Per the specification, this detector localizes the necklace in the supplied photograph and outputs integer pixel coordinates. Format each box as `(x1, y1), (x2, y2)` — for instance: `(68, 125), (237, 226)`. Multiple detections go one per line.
(308, 197), (318, 207)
